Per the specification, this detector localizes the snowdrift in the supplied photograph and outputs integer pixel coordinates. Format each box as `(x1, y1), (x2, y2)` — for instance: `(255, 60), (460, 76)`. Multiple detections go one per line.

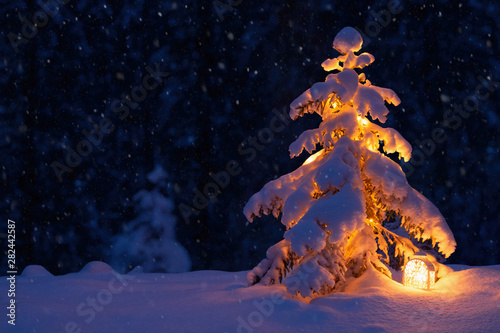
(2, 262), (500, 333)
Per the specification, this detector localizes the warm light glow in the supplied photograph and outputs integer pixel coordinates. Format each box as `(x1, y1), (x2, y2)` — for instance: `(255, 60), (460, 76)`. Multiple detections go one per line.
(303, 149), (324, 165)
(357, 116), (369, 126)
(329, 96), (340, 110)
(403, 259), (428, 289)
(403, 258), (435, 290)
(429, 271), (436, 289)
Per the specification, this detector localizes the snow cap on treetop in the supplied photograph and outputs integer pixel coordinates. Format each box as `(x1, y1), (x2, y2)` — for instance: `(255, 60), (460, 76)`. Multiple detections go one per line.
(321, 27), (374, 72)
(333, 27), (363, 54)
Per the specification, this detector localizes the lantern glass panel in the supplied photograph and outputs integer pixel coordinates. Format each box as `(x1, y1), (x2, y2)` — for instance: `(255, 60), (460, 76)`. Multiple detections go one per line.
(403, 258), (433, 290)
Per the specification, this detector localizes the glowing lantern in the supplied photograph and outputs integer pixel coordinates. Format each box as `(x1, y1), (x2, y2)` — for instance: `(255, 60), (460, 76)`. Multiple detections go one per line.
(403, 251), (435, 290)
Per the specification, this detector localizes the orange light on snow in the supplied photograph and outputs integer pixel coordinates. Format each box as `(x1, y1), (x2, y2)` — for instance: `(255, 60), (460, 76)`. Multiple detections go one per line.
(329, 96), (341, 110)
(303, 149), (324, 166)
(357, 116), (369, 127)
(403, 252), (435, 290)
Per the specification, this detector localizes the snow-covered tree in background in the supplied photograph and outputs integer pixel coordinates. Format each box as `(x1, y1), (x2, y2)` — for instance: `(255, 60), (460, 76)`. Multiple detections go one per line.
(111, 165), (191, 273)
(244, 27), (456, 298)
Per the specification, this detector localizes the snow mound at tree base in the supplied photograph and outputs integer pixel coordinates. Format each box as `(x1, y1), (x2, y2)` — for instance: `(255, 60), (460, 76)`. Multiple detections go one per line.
(2, 263), (499, 333)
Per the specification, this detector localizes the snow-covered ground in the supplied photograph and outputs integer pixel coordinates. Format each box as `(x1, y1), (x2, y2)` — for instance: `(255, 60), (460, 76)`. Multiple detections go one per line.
(2, 262), (500, 333)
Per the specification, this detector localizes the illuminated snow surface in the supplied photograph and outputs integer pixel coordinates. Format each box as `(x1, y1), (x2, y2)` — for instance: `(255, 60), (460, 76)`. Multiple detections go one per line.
(2, 261), (500, 333)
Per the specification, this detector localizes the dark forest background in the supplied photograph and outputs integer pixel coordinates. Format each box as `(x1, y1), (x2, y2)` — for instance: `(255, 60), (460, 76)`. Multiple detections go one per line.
(1, 0), (499, 275)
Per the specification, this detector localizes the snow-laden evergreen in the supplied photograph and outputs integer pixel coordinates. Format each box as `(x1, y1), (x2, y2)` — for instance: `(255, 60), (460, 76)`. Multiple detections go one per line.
(111, 165), (191, 273)
(244, 27), (456, 298)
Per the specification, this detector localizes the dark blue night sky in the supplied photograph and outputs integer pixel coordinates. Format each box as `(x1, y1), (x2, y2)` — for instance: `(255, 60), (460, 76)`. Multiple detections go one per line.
(2, 0), (499, 275)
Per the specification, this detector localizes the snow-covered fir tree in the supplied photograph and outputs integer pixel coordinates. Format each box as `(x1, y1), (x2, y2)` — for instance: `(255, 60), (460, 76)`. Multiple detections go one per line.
(244, 27), (456, 298)
(111, 165), (191, 273)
